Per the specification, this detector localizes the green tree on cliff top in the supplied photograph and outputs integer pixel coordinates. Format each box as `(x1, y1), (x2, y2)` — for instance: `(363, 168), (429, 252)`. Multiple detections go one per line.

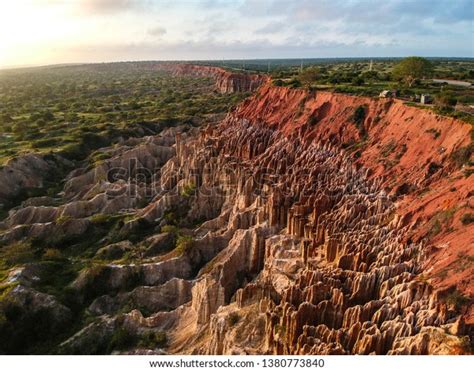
(393, 56), (433, 87)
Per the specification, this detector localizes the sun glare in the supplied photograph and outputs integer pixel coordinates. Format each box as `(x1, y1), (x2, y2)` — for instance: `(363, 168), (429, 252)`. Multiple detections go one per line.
(0, 1), (80, 66)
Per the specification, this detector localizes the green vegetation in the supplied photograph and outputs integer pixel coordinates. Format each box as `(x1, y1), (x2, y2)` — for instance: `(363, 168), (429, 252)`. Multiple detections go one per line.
(392, 56), (433, 87)
(353, 105), (367, 137)
(445, 290), (471, 312)
(0, 62), (247, 165)
(450, 144), (473, 167)
(175, 235), (194, 256)
(137, 331), (167, 349)
(435, 91), (458, 112)
(180, 181), (197, 197)
(298, 66), (320, 87)
(107, 326), (167, 352)
(107, 326), (135, 352)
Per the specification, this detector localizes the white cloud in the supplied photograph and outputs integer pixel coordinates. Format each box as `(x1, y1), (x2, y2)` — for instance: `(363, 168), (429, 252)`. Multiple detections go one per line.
(148, 26), (167, 37)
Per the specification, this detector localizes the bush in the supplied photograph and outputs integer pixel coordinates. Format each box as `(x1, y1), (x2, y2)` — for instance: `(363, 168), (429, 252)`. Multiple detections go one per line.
(56, 215), (73, 225)
(446, 290), (470, 312)
(287, 78), (301, 88)
(161, 224), (179, 234)
(137, 331), (167, 349)
(352, 76), (365, 86)
(435, 92), (458, 112)
(353, 105), (367, 137)
(31, 138), (60, 149)
(60, 143), (85, 161)
(0, 241), (35, 266)
(175, 235), (193, 256)
(89, 213), (121, 225)
(180, 181), (196, 197)
(450, 144), (473, 167)
(272, 79), (284, 87)
(107, 326), (135, 352)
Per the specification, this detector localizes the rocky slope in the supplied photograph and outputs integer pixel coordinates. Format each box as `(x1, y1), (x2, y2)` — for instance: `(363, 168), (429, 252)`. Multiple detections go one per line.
(0, 70), (472, 355)
(0, 153), (70, 206)
(156, 63), (268, 93)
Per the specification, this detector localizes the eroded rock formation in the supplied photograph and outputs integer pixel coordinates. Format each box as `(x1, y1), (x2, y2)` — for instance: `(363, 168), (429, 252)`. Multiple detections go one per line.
(0, 153), (69, 204)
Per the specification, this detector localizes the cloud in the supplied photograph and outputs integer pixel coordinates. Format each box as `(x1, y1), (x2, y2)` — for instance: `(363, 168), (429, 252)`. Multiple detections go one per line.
(62, 31), (471, 64)
(255, 21), (286, 34)
(148, 26), (167, 37)
(79, 0), (146, 14)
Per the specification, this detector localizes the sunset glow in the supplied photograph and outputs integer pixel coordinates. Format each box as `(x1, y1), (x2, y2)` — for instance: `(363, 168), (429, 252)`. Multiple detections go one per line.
(0, 1), (473, 67)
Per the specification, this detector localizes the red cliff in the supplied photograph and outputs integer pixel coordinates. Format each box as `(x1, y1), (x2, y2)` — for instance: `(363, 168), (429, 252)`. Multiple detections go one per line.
(156, 63), (268, 93)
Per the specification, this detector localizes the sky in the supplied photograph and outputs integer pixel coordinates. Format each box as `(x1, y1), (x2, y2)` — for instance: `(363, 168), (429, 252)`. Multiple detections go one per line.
(0, 0), (473, 68)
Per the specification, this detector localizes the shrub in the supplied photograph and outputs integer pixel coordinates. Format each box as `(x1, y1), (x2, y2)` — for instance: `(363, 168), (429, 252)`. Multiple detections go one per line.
(381, 139), (397, 158)
(56, 215), (73, 225)
(89, 213), (121, 225)
(450, 144), (473, 167)
(107, 326), (135, 352)
(0, 241), (35, 266)
(435, 92), (458, 112)
(352, 76), (365, 86)
(272, 79), (284, 87)
(427, 208), (456, 238)
(353, 105), (367, 137)
(31, 138), (60, 149)
(161, 224), (179, 234)
(307, 115), (318, 126)
(287, 78), (301, 88)
(137, 331), (167, 349)
(175, 235), (193, 256)
(446, 290), (470, 312)
(425, 128), (441, 139)
(180, 181), (196, 197)
(60, 143), (85, 161)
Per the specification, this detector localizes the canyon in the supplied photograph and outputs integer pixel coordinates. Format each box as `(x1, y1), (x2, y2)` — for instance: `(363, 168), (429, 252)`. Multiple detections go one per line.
(0, 65), (472, 355)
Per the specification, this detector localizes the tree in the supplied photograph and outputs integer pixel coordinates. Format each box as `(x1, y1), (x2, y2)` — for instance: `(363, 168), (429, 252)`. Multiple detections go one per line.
(352, 76), (365, 86)
(298, 67), (320, 87)
(434, 92), (457, 112)
(393, 57), (433, 87)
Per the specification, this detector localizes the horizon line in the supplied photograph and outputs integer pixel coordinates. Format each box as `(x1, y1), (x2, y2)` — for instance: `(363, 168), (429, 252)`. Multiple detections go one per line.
(2, 56), (474, 72)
